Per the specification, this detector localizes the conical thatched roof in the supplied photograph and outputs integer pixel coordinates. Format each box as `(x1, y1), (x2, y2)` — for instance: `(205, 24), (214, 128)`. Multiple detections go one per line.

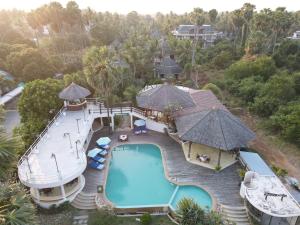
(156, 56), (182, 76)
(175, 109), (255, 151)
(59, 82), (91, 101)
(136, 84), (195, 112)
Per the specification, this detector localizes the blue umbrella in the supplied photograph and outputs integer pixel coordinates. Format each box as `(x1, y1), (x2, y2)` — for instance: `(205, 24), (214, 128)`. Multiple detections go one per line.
(134, 119), (146, 127)
(87, 148), (103, 158)
(96, 137), (111, 147)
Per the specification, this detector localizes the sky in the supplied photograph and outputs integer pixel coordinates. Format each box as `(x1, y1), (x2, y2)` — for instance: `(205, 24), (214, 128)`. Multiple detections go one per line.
(0, 0), (299, 14)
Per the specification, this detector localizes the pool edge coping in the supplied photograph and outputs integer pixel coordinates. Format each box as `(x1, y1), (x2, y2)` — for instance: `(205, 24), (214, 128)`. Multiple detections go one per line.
(102, 141), (218, 211)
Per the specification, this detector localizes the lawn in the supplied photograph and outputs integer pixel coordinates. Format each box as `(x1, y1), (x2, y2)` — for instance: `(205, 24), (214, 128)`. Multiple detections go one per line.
(88, 211), (175, 225)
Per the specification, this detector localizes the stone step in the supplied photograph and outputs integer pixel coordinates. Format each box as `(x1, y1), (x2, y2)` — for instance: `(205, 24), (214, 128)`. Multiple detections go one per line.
(71, 191), (97, 210)
(73, 215), (89, 220)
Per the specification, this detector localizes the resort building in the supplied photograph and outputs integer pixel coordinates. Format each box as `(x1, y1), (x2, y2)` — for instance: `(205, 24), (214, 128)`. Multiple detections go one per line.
(17, 82), (300, 225)
(172, 24), (224, 48)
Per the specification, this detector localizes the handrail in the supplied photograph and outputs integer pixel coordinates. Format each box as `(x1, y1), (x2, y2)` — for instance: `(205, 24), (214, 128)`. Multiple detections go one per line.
(18, 106), (65, 166)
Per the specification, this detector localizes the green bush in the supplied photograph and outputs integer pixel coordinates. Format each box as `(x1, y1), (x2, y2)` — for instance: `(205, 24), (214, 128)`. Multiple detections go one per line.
(251, 73), (296, 117)
(141, 213), (152, 225)
(271, 165), (288, 177)
(202, 83), (222, 100)
(270, 101), (300, 146)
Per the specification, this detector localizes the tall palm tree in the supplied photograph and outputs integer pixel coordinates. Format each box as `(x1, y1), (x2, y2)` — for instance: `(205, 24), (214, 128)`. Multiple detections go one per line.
(0, 183), (37, 225)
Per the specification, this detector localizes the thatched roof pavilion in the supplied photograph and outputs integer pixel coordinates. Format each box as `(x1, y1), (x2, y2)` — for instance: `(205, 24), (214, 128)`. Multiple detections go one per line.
(59, 82), (91, 101)
(156, 56), (182, 77)
(175, 108), (255, 166)
(136, 84), (195, 112)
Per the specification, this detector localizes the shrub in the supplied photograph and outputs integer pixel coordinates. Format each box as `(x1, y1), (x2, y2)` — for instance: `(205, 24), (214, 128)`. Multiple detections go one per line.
(202, 83), (222, 100)
(270, 101), (300, 146)
(140, 213), (152, 225)
(271, 165), (288, 177)
(251, 73), (296, 117)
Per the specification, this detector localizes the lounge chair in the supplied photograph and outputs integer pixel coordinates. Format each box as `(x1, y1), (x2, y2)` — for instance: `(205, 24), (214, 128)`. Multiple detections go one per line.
(89, 161), (104, 170)
(92, 155), (106, 163)
(99, 145), (110, 150)
(98, 149), (108, 156)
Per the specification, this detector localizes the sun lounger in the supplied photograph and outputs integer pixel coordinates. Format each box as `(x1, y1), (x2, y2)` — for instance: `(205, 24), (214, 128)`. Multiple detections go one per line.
(99, 145), (110, 150)
(92, 155), (106, 163)
(98, 149), (108, 156)
(89, 161), (105, 170)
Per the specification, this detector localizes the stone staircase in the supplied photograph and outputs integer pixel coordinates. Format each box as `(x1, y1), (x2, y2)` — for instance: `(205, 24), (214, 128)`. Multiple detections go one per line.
(71, 191), (97, 210)
(219, 204), (251, 225)
(72, 210), (89, 225)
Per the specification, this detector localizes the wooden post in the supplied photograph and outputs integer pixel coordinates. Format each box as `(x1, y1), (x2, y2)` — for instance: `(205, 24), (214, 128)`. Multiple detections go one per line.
(188, 142), (192, 158)
(218, 149), (222, 167)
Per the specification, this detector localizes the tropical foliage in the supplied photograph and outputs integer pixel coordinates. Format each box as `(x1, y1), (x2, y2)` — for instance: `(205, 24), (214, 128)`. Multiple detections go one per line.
(176, 198), (223, 225)
(0, 182), (37, 225)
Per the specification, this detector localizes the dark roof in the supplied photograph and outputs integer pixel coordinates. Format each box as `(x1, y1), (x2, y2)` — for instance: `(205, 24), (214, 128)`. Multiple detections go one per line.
(59, 82), (91, 101)
(136, 84), (195, 112)
(174, 90), (227, 117)
(175, 108), (255, 151)
(156, 57), (182, 76)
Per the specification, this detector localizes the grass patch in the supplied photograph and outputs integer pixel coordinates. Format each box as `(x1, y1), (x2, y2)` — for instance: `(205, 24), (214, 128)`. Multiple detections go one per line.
(88, 210), (174, 225)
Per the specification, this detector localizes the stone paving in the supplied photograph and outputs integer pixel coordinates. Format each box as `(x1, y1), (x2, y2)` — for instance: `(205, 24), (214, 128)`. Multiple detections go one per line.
(83, 127), (243, 206)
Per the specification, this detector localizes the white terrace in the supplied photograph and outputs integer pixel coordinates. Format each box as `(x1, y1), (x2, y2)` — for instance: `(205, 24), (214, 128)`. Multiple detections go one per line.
(245, 175), (300, 218)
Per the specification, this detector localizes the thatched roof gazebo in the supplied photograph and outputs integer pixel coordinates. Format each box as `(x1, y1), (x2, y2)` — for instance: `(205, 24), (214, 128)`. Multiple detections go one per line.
(175, 108), (255, 166)
(136, 84), (195, 112)
(59, 82), (91, 111)
(155, 56), (182, 79)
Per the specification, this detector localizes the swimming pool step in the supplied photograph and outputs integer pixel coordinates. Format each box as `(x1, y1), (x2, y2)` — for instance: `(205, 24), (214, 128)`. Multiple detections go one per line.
(71, 191), (97, 210)
(219, 204), (250, 225)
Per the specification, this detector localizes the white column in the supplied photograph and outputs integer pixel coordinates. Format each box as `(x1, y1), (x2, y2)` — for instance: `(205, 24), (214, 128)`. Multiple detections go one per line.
(60, 185), (66, 199)
(111, 115), (114, 131)
(100, 117), (103, 126)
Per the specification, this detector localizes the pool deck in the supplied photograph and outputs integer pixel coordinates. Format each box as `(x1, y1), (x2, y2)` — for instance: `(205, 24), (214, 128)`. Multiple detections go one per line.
(83, 127), (244, 207)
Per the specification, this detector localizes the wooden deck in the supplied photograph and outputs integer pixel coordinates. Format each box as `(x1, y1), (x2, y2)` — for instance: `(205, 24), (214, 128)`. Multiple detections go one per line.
(83, 128), (243, 206)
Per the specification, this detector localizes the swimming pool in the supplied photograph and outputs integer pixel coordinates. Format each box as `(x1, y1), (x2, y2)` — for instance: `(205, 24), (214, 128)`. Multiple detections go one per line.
(105, 144), (212, 210)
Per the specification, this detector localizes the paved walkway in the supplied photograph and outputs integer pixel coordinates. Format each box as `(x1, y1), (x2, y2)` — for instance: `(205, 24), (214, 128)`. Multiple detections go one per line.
(83, 128), (243, 206)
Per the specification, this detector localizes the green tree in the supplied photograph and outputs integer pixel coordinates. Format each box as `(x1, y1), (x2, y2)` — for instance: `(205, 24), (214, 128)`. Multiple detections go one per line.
(251, 73), (296, 117)
(123, 85), (139, 105)
(6, 48), (54, 81)
(273, 40), (300, 71)
(0, 182), (37, 225)
(270, 102), (300, 146)
(17, 79), (63, 147)
(237, 76), (264, 103)
(208, 9), (218, 24)
(83, 46), (116, 100)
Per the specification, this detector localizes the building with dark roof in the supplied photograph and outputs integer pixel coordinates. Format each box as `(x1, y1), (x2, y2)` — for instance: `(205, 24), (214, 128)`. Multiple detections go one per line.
(172, 24), (224, 48)
(154, 56), (183, 80)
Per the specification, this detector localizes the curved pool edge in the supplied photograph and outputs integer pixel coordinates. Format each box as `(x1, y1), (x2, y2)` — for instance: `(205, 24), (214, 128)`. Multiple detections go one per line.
(102, 142), (217, 212)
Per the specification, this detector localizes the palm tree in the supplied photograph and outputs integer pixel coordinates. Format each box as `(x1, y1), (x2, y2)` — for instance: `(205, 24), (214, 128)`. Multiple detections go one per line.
(0, 182), (37, 225)
(176, 198), (205, 225)
(0, 129), (19, 179)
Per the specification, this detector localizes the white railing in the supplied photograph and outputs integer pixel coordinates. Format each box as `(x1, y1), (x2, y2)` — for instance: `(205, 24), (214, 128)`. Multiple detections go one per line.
(18, 106), (65, 167)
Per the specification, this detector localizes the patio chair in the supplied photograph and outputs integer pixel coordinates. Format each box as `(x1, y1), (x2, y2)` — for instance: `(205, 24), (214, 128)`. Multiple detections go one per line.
(89, 161), (105, 170)
(91, 155), (106, 163)
(98, 149), (108, 156)
(99, 145), (110, 150)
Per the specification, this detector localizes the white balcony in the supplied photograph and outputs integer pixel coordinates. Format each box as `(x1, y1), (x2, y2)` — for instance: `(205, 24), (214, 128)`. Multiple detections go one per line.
(18, 105), (95, 189)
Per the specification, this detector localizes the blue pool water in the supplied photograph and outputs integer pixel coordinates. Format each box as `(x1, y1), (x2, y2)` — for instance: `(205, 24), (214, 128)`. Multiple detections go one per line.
(105, 144), (212, 210)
